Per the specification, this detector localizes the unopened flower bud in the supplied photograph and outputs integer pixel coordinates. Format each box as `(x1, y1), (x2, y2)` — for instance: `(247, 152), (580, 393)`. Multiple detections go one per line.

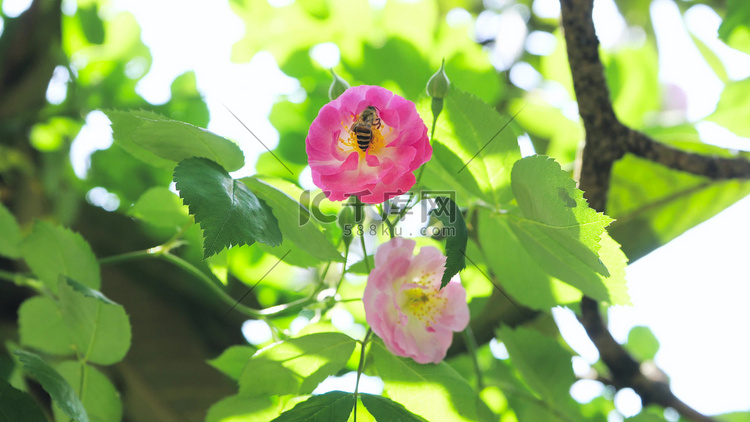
(426, 59), (450, 99)
(328, 68), (351, 101)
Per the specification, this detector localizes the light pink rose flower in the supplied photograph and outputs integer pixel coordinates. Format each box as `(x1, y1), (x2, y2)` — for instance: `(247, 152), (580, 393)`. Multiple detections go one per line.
(363, 237), (470, 364)
(305, 85), (432, 204)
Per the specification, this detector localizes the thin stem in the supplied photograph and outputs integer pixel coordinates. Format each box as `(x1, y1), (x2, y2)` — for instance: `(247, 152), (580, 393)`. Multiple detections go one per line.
(78, 362), (88, 402)
(359, 229), (370, 273)
(319, 260), (333, 284)
(353, 328), (373, 422)
(334, 245), (350, 295)
(462, 326), (484, 390)
(98, 249), (156, 265)
(0, 269), (45, 293)
(355, 198), (371, 273)
(415, 106), (440, 186)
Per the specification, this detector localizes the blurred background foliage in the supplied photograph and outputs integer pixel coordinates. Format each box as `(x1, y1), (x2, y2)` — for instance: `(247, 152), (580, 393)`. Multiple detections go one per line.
(1, 0), (750, 420)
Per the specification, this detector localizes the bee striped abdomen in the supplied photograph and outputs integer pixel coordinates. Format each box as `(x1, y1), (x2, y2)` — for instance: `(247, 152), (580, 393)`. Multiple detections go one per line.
(354, 126), (372, 151)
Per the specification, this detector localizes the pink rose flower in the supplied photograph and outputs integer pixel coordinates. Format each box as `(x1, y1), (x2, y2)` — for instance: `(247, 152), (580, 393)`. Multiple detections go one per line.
(305, 85), (432, 204)
(363, 237), (470, 364)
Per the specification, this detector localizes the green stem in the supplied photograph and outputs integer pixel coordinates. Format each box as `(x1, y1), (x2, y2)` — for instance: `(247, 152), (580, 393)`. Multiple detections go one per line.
(78, 362), (88, 402)
(0, 269), (46, 293)
(355, 198), (371, 273)
(98, 249), (156, 265)
(159, 253), (259, 318)
(353, 328), (373, 422)
(334, 245), (350, 295)
(462, 326), (484, 390)
(415, 104), (440, 186)
(359, 227), (370, 273)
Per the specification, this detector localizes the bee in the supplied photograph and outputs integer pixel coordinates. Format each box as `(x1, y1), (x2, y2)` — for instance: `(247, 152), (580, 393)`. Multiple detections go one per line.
(349, 106), (382, 152)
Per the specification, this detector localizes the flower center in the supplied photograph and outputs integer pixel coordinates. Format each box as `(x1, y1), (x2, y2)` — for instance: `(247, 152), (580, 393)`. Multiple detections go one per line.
(403, 284), (446, 328)
(339, 112), (389, 158)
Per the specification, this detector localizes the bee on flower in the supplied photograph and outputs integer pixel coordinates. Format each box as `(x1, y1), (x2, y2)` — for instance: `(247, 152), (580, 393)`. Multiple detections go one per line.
(305, 85), (432, 204)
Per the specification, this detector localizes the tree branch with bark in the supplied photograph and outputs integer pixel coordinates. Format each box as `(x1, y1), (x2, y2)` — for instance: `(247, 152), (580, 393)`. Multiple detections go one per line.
(560, 0), (750, 420)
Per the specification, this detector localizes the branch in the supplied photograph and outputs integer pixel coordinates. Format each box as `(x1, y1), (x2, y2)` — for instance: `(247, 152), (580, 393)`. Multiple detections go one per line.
(580, 298), (715, 422)
(560, 0), (750, 212)
(559, 0), (729, 420)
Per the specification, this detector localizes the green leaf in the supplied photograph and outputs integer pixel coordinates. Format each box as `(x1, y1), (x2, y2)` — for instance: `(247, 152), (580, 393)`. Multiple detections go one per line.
(20, 221), (101, 293)
(243, 177), (343, 264)
(690, 34), (729, 83)
(0, 202), (22, 259)
(604, 43), (660, 128)
(18, 296), (73, 356)
(428, 197), (467, 288)
(206, 394), (278, 422)
(423, 89), (522, 206)
(360, 394), (428, 422)
(58, 277), (132, 365)
(495, 326), (581, 417)
(718, 0), (750, 44)
(626, 326), (660, 362)
(707, 77), (750, 137)
(477, 209), (581, 310)
(512, 156), (611, 275)
(238, 333), (356, 396)
(128, 186), (190, 228)
(370, 338), (479, 422)
(608, 154), (750, 261)
(348, 255), (375, 274)
(173, 158), (282, 258)
(507, 156), (630, 304)
(78, 4), (105, 44)
(105, 109), (245, 171)
(270, 391), (354, 422)
(51, 361), (122, 422)
(0, 378), (47, 422)
(207, 345), (256, 381)
(14, 350), (89, 422)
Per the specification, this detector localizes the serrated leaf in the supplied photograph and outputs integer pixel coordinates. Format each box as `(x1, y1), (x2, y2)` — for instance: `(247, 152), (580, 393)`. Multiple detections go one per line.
(173, 158), (282, 258)
(495, 326), (581, 417)
(105, 110), (245, 171)
(0, 378), (47, 422)
(506, 156), (630, 304)
(206, 394), (278, 422)
(18, 296), (73, 356)
(478, 209), (581, 310)
(129, 186), (190, 228)
(207, 345), (256, 381)
(20, 221), (101, 293)
(428, 196), (467, 288)
(511, 156), (612, 275)
(243, 177), (343, 264)
(0, 202), (22, 258)
(360, 394), (428, 422)
(51, 362), (122, 422)
(270, 391), (354, 422)
(238, 333), (356, 397)
(58, 277), (131, 365)
(424, 89), (522, 206)
(370, 338), (479, 422)
(14, 350), (89, 422)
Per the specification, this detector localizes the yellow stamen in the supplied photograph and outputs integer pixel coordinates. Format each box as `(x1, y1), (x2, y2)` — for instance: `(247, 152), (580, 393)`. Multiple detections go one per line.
(403, 286), (446, 327)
